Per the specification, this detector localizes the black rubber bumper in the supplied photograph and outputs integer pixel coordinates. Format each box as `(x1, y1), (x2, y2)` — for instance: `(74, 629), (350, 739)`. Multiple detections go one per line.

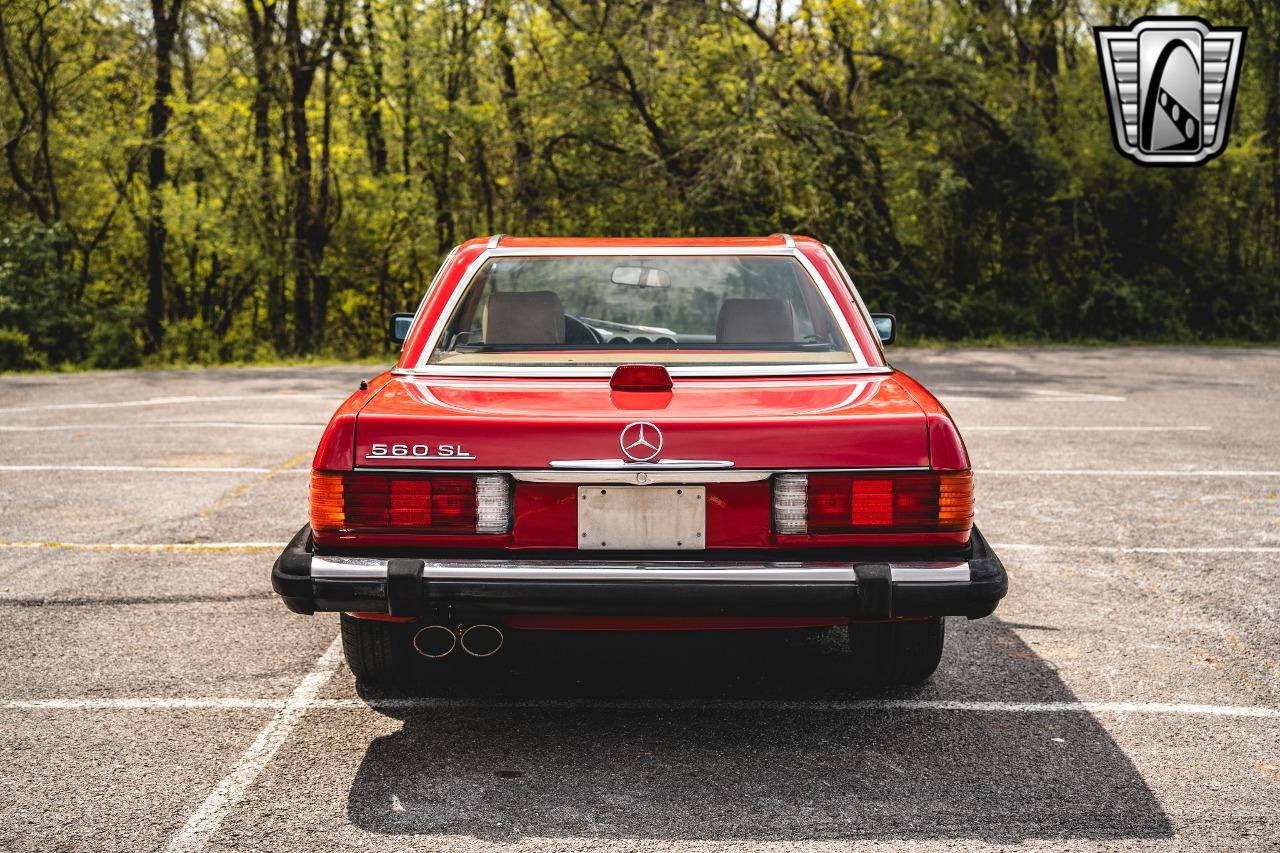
(271, 526), (1008, 621)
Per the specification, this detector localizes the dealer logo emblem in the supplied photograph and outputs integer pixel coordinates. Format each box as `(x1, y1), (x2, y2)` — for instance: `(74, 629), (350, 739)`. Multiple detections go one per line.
(1094, 17), (1246, 166)
(620, 422), (663, 462)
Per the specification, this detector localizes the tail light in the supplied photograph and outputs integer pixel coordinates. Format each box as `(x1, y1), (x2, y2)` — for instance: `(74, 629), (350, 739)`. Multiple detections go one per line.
(310, 472), (511, 534)
(773, 471), (973, 534)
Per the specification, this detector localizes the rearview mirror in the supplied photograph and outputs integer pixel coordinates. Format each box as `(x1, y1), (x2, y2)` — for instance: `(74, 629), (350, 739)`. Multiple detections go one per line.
(389, 312), (414, 345)
(611, 266), (670, 287)
(870, 313), (896, 345)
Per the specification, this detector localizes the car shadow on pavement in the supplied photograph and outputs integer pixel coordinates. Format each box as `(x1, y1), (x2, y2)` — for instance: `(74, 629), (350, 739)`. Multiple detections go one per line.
(345, 617), (1173, 843)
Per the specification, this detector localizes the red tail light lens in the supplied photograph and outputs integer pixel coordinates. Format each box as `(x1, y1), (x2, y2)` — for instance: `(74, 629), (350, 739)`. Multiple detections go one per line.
(310, 472), (509, 534)
(776, 471), (973, 534)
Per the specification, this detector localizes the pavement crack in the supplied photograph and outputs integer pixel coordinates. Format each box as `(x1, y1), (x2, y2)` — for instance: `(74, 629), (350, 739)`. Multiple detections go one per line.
(199, 450), (311, 519)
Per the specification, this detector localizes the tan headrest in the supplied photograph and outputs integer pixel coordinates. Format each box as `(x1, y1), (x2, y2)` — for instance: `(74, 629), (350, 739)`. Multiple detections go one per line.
(482, 291), (565, 345)
(715, 298), (797, 343)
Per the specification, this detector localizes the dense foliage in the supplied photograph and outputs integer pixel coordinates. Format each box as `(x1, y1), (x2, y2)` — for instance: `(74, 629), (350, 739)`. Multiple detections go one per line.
(1, 0), (1277, 368)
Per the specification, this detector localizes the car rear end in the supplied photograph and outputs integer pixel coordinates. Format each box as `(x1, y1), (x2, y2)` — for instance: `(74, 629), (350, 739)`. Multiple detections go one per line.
(271, 235), (1007, 684)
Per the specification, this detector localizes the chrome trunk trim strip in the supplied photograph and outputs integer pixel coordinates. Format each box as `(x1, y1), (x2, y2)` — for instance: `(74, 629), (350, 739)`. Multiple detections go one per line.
(546, 458), (735, 470)
(515, 469), (769, 484)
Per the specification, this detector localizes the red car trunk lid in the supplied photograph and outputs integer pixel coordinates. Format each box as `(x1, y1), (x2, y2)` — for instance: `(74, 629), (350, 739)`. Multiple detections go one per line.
(351, 375), (928, 470)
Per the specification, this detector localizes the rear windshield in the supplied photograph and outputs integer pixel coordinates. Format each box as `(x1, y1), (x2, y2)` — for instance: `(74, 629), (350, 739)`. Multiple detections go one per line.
(427, 254), (855, 367)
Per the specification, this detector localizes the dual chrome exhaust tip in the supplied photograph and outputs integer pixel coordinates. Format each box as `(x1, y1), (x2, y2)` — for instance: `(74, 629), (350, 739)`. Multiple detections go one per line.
(412, 623), (504, 659)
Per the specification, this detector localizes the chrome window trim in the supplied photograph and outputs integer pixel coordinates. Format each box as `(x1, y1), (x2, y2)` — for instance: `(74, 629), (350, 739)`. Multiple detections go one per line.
(823, 243), (884, 361)
(392, 377), (872, 389)
(391, 364), (893, 378)
(396, 244), (460, 359)
(309, 556), (971, 585)
(406, 245), (870, 378)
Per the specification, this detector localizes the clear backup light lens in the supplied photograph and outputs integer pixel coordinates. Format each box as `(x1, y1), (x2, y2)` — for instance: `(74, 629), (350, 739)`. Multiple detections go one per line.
(773, 473), (808, 534)
(475, 474), (512, 533)
(771, 471), (974, 535)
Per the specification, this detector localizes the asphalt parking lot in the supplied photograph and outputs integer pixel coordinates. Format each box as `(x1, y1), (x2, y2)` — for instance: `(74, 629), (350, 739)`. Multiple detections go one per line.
(0, 347), (1277, 852)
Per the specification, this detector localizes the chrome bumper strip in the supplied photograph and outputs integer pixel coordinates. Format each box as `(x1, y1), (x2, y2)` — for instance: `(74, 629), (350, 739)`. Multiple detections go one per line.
(309, 556), (971, 585)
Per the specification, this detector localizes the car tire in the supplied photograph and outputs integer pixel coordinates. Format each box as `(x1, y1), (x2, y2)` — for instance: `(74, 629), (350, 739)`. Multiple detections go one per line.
(340, 613), (419, 685)
(848, 617), (945, 686)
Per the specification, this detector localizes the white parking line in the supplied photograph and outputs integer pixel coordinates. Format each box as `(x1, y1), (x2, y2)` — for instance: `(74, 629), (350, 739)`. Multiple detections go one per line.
(0, 394), (341, 414)
(3, 695), (1277, 719)
(0, 540), (279, 553)
(0, 464), (306, 474)
(162, 636), (343, 853)
(940, 389), (1126, 403)
(965, 426), (1210, 432)
(6, 698), (283, 709)
(980, 469), (1280, 477)
(994, 543), (1280, 554)
(0, 421), (325, 432)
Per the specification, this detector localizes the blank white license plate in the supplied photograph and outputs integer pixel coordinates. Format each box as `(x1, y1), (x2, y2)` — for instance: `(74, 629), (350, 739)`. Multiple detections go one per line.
(577, 486), (706, 550)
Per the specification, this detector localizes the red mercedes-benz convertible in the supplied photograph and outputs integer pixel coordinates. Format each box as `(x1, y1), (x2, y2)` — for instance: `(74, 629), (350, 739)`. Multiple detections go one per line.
(272, 235), (1007, 685)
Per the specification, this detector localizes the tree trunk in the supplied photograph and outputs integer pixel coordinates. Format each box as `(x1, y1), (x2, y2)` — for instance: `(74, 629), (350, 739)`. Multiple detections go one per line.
(394, 0), (414, 182)
(1266, 32), (1280, 262)
(288, 61), (315, 353)
(244, 0), (287, 345)
(360, 0), (388, 174)
(284, 0), (340, 354)
(144, 0), (184, 354)
(311, 55), (335, 344)
(494, 3), (535, 227)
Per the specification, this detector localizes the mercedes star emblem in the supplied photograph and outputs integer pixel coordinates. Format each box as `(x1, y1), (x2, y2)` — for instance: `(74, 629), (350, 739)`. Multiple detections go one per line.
(619, 421), (663, 462)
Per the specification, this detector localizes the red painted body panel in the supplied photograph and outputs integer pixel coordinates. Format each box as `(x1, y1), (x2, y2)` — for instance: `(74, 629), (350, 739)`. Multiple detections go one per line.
(311, 234), (973, 557)
(893, 372), (972, 471)
(312, 370), (396, 472)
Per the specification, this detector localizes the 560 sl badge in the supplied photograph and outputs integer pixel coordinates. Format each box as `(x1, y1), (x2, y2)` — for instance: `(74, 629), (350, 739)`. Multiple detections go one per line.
(365, 443), (476, 461)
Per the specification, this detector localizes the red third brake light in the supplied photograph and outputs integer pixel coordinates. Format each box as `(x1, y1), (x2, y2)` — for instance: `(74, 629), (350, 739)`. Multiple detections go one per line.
(610, 364), (673, 391)
(794, 471), (974, 534)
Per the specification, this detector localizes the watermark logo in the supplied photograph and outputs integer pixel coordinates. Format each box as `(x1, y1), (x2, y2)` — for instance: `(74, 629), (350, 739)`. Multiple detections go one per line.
(1094, 17), (1246, 166)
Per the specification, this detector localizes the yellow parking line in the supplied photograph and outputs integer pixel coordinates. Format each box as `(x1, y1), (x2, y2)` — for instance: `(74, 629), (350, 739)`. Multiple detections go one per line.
(0, 540), (277, 553)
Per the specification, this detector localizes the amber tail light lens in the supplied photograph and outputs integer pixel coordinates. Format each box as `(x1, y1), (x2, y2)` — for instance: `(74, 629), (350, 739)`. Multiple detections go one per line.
(773, 471), (973, 534)
(310, 472), (510, 534)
